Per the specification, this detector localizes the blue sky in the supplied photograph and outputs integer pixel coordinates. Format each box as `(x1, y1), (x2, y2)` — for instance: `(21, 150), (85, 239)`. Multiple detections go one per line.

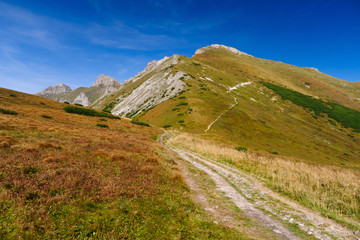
(0, 0), (359, 93)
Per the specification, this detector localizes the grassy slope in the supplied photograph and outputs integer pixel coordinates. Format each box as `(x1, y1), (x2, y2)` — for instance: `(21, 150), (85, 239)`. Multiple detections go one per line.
(138, 49), (360, 167)
(0, 88), (256, 239)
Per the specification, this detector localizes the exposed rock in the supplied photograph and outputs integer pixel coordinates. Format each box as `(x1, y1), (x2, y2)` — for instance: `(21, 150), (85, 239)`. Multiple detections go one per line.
(112, 70), (186, 117)
(93, 74), (120, 87)
(73, 92), (91, 106)
(36, 83), (72, 100)
(195, 44), (252, 57)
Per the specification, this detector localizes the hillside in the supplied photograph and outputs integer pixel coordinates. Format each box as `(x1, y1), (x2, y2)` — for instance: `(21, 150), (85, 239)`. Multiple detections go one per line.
(37, 44), (360, 168)
(134, 45), (360, 166)
(0, 87), (259, 239)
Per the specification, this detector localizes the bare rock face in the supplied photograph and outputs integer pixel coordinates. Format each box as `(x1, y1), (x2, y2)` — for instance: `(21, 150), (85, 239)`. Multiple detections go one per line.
(36, 83), (72, 100)
(195, 44), (252, 57)
(112, 55), (186, 117)
(73, 92), (91, 106)
(92, 74), (120, 87)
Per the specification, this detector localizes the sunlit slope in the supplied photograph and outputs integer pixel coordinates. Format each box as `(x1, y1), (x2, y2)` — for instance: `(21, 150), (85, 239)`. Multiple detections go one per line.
(193, 47), (360, 110)
(0, 87), (245, 239)
(138, 46), (360, 166)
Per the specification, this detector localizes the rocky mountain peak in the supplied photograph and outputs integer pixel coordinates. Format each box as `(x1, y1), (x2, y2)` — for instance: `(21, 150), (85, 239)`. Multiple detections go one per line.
(195, 44), (252, 57)
(37, 83), (72, 96)
(92, 74), (120, 87)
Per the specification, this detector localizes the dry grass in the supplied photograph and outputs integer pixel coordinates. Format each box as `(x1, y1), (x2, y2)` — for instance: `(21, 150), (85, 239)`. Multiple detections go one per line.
(169, 133), (360, 228)
(0, 88), (246, 239)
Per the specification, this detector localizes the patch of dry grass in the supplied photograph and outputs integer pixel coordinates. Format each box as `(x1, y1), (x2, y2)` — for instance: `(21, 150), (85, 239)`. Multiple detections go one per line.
(0, 88), (246, 239)
(169, 133), (360, 228)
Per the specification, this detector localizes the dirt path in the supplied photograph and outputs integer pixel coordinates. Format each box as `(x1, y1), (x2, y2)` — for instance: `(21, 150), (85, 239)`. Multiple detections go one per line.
(160, 132), (359, 240)
(205, 96), (238, 132)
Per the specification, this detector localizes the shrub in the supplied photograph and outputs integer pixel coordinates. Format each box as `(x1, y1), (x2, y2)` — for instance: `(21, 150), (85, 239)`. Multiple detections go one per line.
(270, 151), (279, 155)
(96, 124), (109, 128)
(0, 108), (18, 115)
(177, 113), (184, 116)
(63, 106), (120, 119)
(131, 120), (150, 127)
(9, 94), (16, 97)
(178, 120), (185, 123)
(192, 62), (201, 66)
(64, 101), (70, 104)
(74, 103), (83, 107)
(41, 115), (53, 119)
(172, 108), (180, 111)
(344, 153), (349, 156)
(234, 146), (247, 152)
(177, 102), (188, 107)
(23, 166), (39, 175)
(40, 102), (46, 105)
(178, 96), (186, 99)
(163, 125), (172, 128)
(328, 120), (337, 126)
(304, 82), (311, 86)
(99, 118), (107, 121)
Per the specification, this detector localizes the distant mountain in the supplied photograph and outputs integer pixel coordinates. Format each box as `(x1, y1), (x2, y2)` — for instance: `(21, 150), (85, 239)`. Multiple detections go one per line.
(36, 83), (72, 101)
(37, 74), (121, 106)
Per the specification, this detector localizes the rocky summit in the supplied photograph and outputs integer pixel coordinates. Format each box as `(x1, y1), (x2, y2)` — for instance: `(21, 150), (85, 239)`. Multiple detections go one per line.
(36, 83), (72, 101)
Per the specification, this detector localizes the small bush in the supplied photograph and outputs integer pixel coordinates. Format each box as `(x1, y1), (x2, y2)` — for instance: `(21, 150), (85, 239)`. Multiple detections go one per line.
(40, 102), (46, 105)
(344, 153), (349, 156)
(177, 102), (188, 107)
(304, 82), (311, 86)
(63, 106), (120, 119)
(234, 146), (247, 152)
(178, 96), (186, 99)
(96, 124), (109, 128)
(163, 125), (172, 128)
(328, 120), (337, 126)
(131, 120), (150, 127)
(177, 113), (184, 116)
(23, 166), (39, 175)
(192, 62), (201, 66)
(0, 108), (18, 115)
(172, 108), (180, 111)
(99, 118), (107, 121)
(9, 94), (16, 97)
(64, 101), (70, 104)
(178, 120), (185, 123)
(74, 103), (83, 107)
(270, 151), (279, 155)
(41, 115), (53, 119)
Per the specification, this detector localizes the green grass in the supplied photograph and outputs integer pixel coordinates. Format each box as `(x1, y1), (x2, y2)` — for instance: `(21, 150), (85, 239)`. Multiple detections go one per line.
(261, 82), (360, 131)
(0, 108), (18, 115)
(234, 146), (247, 152)
(63, 106), (120, 119)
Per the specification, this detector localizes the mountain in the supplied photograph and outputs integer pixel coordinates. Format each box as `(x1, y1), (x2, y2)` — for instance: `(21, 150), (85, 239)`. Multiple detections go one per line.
(36, 44), (360, 165)
(37, 74), (121, 106)
(98, 44), (360, 165)
(36, 83), (72, 100)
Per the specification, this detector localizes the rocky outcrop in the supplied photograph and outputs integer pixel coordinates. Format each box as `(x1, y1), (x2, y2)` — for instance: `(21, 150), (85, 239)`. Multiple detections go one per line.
(107, 55), (185, 117)
(73, 92), (91, 106)
(195, 44), (252, 57)
(36, 83), (72, 101)
(112, 70), (186, 117)
(92, 74), (121, 87)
